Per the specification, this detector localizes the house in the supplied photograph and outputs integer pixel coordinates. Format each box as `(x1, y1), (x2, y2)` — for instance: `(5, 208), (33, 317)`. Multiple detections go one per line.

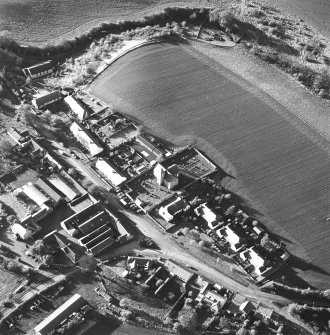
(64, 95), (87, 121)
(255, 306), (280, 325)
(33, 294), (85, 335)
(195, 203), (221, 229)
(227, 293), (246, 315)
(95, 158), (126, 187)
(239, 300), (256, 316)
(164, 260), (194, 283)
(48, 174), (81, 202)
(127, 256), (153, 272)
(7, 128), (31, 147)
(153, 163), (179, 190)
(35, 178), (63, 206)
(159, 196), (185, 222)
(240, 247), (267, 275)
(217, 225), (242, 252)
(23, 60), (53, 79)
(32, 90), (62, 109)
(70, 122), (104, 156)
(197, 282), (227, 313)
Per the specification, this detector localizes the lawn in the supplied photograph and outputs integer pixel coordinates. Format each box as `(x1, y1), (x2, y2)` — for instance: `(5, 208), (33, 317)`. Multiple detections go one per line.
(90, 42), (330, 288)
(0, 268), (23, 301)
(0, 0), (220, 45)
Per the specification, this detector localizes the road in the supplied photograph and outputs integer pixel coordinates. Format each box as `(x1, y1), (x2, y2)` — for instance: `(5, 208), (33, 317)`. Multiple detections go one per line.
(118, 210), (317, 334)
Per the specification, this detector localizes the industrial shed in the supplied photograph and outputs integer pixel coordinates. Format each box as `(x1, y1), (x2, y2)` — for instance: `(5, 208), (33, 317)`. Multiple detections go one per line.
(33, 294), (85, 335)
(35, 178), (63, 206)
(48, 174), (81, 202)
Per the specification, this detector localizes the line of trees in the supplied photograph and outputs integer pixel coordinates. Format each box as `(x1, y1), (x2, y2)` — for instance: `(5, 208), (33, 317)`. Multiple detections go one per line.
(0, 7), (209, 60)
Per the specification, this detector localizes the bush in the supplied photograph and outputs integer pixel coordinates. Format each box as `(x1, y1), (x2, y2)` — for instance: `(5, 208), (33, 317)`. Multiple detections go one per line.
(138, 237), (157, 249)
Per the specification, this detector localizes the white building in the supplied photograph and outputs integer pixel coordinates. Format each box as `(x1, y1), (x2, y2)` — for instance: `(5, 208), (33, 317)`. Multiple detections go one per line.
(194, 203), (221, 229)
(12, 223), (33, 240)
(64, 96), (86, 121)
(159, 196), (185, 222)
(95, 158), (127, 187)
(70, 122), (103, 157)
(240, 247), (266, 275)
(21, 182), (51, 207)
(217, 225), (242, 252)
(153, 163), (179, 190)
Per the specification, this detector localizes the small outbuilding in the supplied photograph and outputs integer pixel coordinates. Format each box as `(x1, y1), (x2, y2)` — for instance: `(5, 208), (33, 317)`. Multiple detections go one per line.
(32, 90), (62, 109)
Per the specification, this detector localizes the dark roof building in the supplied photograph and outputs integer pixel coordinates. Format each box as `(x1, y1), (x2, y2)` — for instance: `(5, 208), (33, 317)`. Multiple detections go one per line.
(32, 90), (62, 109)
(23, 60), (53, 78)
(33, 294), (85, 335)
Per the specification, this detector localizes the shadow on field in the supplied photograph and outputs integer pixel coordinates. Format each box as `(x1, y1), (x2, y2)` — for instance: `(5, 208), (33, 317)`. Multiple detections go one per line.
(289, 255), (329, 276)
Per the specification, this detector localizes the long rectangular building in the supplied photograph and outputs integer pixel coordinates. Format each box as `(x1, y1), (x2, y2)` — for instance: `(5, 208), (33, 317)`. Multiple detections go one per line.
(48, 174), (81, 202)
(33, 294), (85, 335)
(70, 122), (103, 157)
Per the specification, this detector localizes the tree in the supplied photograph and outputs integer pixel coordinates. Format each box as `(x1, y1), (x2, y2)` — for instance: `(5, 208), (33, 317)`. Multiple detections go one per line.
(173, 322), (185, 335)
(209, 8), (237, 29)
(0, 140), (12, 157)
(30, 239), (48, 256)
(78, 255), (97, 272)
(156, 279), (164, 288)
(119, 298), (129, 308)
(260, 233), (270, 247)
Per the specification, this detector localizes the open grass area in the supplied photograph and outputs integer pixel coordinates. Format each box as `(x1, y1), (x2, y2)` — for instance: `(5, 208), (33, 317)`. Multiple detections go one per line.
(90, 42), (330, 288)
(0, 0), (221, 45)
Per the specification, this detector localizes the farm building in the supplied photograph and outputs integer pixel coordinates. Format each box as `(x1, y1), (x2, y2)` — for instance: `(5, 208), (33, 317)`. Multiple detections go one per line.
(21, 182), (52, 207)
(164, 260), (194, 283)
(136, 133), (164, 158)
(64, 95), (87, 121)
(195, 203), (221, 229)
(23, 60), (53, 79)
(153, 163), (179, 190)
(33, 294), (85, 335)
(7, 128), (31, 147)
(70, 122), (104, 156)
(61, 202), (117, 255)
(217, 225), (242, 252)
(240, 247), (267, 275)
(32, 90), (62, 109)
(35, 178), (63, 206)
(47, 174), (81, 202)
(95, 158), (127, 187)
(159, 196), (185, 222)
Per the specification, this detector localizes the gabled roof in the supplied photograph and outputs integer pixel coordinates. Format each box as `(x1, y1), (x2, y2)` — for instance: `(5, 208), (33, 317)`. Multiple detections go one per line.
(167, 198), (185, 215)
(70, 122), (104, 157)
(33, 90), (61, 109)
(239, 300), (256, 314)
(64, 96), (86, 121)
(35, 178), (63, 204)
(95, 158), (126, 186)
(34, 294), (84, 335)
(47, 174), (81, 201)
(136, 133), (164, 157)
(164, 260), (194, 283)
(21, 182), (51, 207)
(25, 60), (53, 76)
